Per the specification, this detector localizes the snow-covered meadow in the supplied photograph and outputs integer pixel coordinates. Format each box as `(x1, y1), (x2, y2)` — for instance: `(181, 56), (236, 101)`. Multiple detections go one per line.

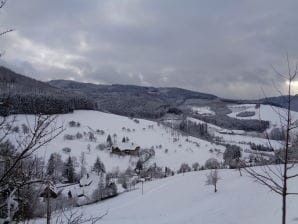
(8, 104), (292, 173)
(33, 167), (298, 224)
(9, 110), (223, 172)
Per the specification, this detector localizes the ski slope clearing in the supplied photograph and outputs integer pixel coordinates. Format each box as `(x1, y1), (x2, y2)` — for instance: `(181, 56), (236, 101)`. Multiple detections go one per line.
(8, 110), (223, 172)
(34, 168), (298, 224)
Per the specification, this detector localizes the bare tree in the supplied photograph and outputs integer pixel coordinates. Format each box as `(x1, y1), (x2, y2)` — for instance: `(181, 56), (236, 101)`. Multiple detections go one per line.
(244, 57), (298, 224)
(54, 207), (108, 224)
(205, 169), (220, 193)
(0, 115), (63, 186)
(0, 114), (63, 222)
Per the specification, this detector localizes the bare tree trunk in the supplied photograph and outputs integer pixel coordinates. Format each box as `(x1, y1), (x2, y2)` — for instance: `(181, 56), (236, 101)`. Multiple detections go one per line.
(282, 193), (286, 224)
(46, 181), (51, 224)
(281, 68), (292, 224)
(46, 196), (51, 224)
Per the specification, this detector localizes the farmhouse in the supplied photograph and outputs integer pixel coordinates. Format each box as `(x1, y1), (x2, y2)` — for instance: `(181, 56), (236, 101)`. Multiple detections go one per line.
(111, 146), (140, 156)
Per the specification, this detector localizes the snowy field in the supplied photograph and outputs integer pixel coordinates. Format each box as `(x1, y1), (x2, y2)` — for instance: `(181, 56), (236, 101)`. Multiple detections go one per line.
(8, 110), (224, 172)
(6, 106), (289, 173)
(228, 104), (298, 131)
(191, 106), (215, 115)
(33, 168), (298, 224)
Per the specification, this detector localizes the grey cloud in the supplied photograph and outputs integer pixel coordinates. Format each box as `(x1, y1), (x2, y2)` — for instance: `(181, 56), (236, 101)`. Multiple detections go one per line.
(1, 0), (298, 99)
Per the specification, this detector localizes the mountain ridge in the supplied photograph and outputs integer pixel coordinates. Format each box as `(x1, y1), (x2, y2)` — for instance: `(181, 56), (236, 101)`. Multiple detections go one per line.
(1, 66), (297, 117)
(0, 66), (95, 115)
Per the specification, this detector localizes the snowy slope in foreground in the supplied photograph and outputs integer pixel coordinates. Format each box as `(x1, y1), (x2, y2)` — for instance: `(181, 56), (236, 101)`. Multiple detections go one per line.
(11, 110), (223, 172)
(34, 168), (298, 224)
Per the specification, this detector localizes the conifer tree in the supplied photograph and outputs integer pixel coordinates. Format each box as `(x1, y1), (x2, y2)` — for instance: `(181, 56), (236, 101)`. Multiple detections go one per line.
(93, 157), (106, 176)
(63, 156), (75, 183)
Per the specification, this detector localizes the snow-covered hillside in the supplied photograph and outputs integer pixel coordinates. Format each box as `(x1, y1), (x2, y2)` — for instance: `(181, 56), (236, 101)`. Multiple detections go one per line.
(10, 110), (224, 172)
(9, 104), (294, 173)
(34, 168), (298, 224)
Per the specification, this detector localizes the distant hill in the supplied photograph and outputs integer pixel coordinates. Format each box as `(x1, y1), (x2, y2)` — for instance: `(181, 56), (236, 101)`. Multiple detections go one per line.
(0, 66), (95, 115)
(49, 79), (218, 118)
(258, 95), (298, 111)
(2, 65), (298, 126)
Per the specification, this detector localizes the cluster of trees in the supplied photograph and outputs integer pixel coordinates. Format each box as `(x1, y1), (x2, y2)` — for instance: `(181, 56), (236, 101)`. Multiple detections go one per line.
(0, 67), (95, 116)
(268, 127), (286, 141)
(63, 131), (96, 142)
(235, 111), (256, 117)
(193, 114), (270, 132)
(47, 154), (80, 183)
(250, 143), (273, 152)
(179, 119), (210, 139)
(0, 91), (95, 116)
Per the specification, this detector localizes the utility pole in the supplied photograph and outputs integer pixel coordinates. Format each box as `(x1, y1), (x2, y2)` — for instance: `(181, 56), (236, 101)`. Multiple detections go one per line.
(40, 180), (57, 224)
(142, 181), (143, 195)
(46, 181), (51, 224)
(140, 179), (144, 195)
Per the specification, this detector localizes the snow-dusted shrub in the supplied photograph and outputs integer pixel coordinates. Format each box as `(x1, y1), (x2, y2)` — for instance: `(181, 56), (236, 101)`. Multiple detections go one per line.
(92, 178), (118, 202)
(178, 163), (191, 173)
(96, 129), (105, 135)
(206, 169), (220, 193)
(21, 123), (29, 134)
(69, 120), (81, 127)
(192, 162), (200, 171)
(145, 163), (164, 179)
(122, 136), (130, 143)
(76, 132), (83, 139)
(164, 166), (174, 177)
(12, 126), (19, 133)
(64, 134), (75, 140)
(62, 147), (72, 154)
(214, 148), (221, 154)
(117, 173), (129, 189)
(88, 132), (96, 142)
(107, 167), (120, 179)
(96, 143), (107, 151)
(205, 158), (220, 169)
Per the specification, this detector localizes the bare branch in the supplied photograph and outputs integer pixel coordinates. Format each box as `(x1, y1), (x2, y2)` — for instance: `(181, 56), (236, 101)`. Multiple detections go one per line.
(0, 29), (13, 37)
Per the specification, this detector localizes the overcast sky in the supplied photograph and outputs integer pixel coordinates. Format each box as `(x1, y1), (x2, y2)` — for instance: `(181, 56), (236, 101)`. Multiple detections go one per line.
(1, 0), (298, 99)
